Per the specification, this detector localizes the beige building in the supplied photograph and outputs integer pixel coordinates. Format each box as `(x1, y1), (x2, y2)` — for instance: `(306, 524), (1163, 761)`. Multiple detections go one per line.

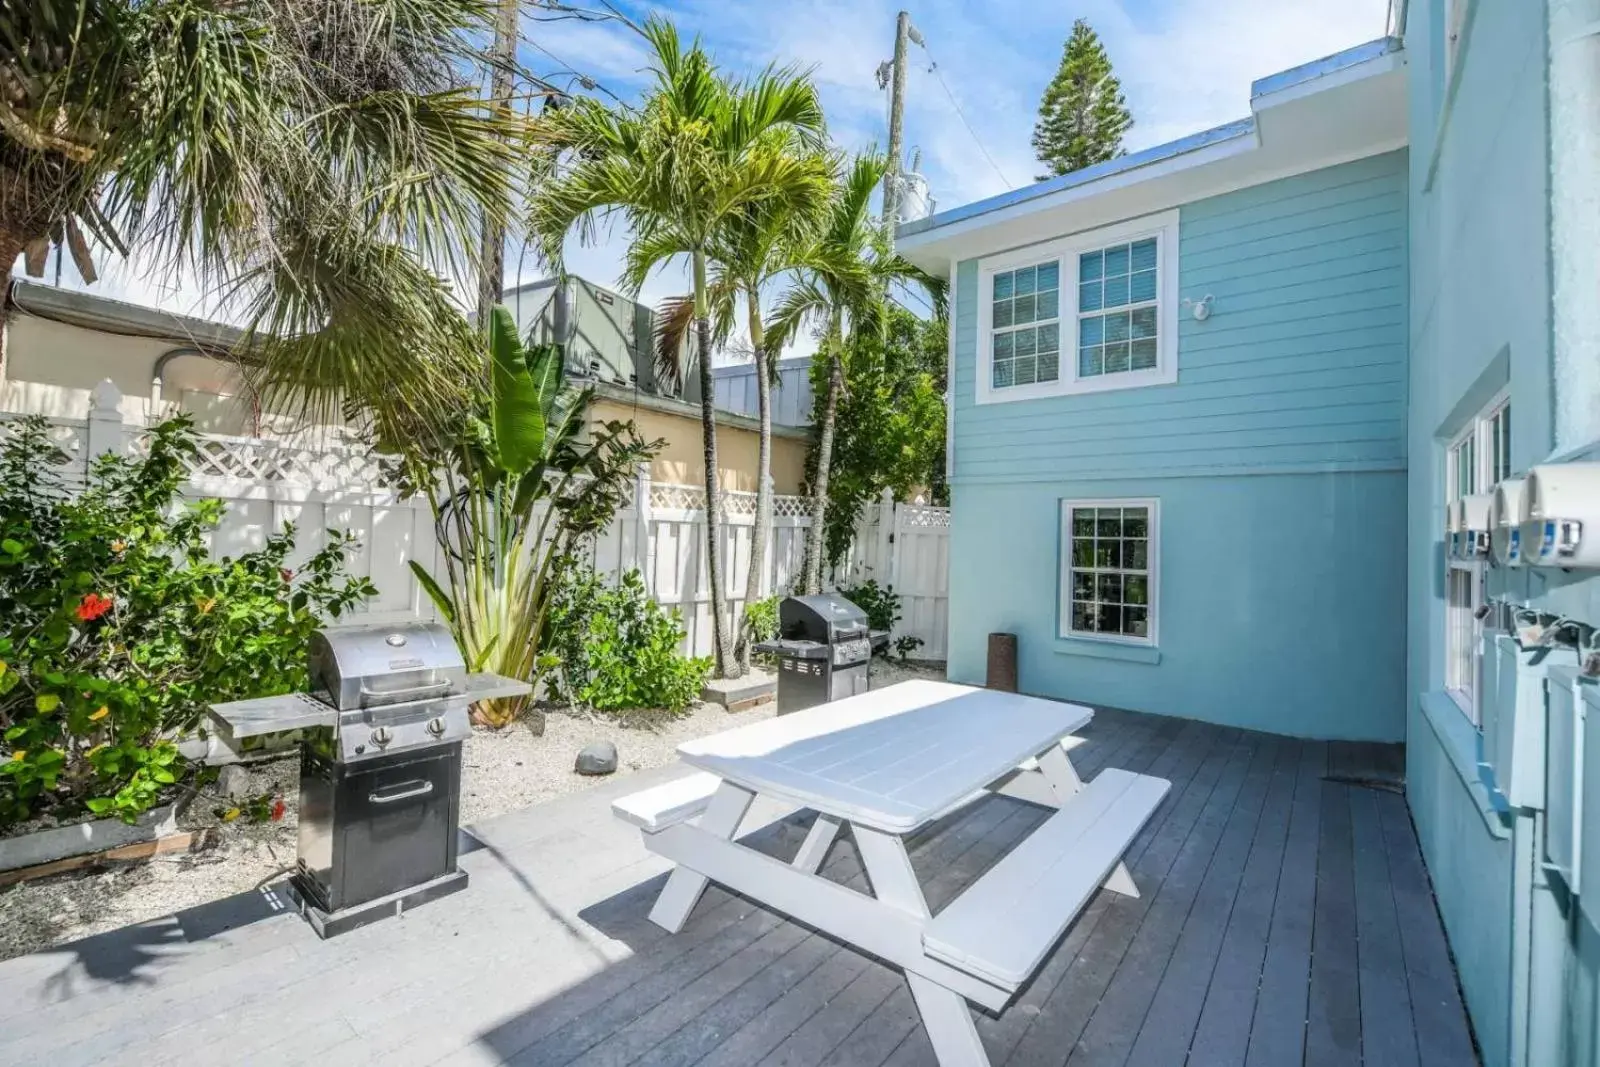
(2, 278), (812, 493)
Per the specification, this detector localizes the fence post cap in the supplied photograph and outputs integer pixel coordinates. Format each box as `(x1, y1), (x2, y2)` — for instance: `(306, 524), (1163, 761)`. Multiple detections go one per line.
(89, 379), (122, 416)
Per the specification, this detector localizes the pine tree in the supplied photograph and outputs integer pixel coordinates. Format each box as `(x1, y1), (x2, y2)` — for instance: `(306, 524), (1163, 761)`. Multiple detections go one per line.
(1032, 20), (1133, 180)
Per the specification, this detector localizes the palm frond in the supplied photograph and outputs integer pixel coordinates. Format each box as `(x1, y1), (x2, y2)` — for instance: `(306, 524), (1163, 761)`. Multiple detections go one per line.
(652, 294), (696, 392)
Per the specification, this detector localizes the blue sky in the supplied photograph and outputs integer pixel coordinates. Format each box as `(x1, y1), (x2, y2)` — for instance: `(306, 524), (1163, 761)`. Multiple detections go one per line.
(42, 0), (1392, 345)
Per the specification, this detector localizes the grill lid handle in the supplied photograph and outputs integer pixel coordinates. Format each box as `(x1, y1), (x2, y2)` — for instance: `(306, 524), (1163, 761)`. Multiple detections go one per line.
(359, 678), (452, 702)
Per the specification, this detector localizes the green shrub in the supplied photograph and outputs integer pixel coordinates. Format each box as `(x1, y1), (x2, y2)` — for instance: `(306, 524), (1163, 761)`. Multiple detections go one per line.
(840, 579), (902, 635)
(0, 416), (374, 827)
(545, 560), (710, 718)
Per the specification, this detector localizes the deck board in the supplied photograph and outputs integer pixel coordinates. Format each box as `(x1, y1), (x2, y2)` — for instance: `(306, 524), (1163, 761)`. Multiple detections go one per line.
(0, 709), (1476, 1067)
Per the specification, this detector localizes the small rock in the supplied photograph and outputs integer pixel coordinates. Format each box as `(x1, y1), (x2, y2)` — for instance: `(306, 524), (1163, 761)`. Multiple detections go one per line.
(217, 765), (253, 800)
(575, 741), (618, 776)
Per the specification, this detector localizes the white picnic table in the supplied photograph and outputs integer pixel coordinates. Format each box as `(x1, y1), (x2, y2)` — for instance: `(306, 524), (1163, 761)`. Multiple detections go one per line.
(612, 679), (1170, 1067)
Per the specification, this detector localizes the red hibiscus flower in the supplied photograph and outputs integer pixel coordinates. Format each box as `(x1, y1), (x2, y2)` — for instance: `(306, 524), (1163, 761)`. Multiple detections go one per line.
(279, 568), (293, 583)
(270, 796), (287, 821)
(76, 593), (114, 622)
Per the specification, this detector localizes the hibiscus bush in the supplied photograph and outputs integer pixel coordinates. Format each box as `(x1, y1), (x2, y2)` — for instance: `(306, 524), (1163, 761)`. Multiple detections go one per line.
(0, 416), (375, 828)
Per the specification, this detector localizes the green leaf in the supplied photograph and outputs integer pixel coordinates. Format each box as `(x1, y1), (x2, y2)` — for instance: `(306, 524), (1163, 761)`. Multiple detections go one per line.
(85, 798), (113, 814)
(489, 306), (547, 476)
(408, 561), (455, 625)
(1, 538), (22, 555)
(151, 767), (176, 784)
(34, 693), (59, 713)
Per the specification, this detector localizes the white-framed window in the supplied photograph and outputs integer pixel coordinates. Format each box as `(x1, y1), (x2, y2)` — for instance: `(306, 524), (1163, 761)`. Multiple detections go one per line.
(977, 210), (1180, 405)
(1443, 390), (1510, 724)
(1060, 498), (1159, 645)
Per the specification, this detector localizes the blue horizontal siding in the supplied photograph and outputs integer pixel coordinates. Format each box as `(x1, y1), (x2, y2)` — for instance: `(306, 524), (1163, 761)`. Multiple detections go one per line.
(951, 149), (1409, 483)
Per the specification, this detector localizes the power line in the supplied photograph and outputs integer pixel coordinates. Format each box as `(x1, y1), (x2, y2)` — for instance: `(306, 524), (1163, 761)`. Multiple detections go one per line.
(917, 46), (1016, 191)
(518, 32), (627, 104)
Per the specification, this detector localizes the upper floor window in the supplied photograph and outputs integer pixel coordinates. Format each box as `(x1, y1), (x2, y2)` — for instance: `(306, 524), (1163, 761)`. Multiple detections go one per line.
(977, 210), (1179, 405)
(1443, 390), (1510, 726)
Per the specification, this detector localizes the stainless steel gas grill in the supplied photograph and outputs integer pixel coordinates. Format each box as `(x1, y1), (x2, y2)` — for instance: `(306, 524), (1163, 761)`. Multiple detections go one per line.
(753, 594), (883, 714)
(209, 621), (530, 938)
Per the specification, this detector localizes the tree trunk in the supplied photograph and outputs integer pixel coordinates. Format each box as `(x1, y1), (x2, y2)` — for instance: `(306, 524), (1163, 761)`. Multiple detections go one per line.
(736, 289), (772, 674)
(476, 0), (517, 326)
(694, 252), (731, 677)
(804, 317), (844, 595)
(0, 233), (29, 386)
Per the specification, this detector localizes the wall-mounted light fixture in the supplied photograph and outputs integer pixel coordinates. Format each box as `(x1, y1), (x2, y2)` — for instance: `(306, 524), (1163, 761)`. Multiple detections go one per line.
(1181, 294), (1215, 321)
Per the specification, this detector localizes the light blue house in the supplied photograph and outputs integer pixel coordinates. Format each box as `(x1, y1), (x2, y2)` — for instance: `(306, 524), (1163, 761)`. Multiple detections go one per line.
(900, 3), (1600, 1064)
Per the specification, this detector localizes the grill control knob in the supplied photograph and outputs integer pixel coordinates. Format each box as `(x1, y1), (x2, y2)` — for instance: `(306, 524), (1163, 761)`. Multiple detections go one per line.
(371, 726), (393, 746)
(426, 717), (446, 737)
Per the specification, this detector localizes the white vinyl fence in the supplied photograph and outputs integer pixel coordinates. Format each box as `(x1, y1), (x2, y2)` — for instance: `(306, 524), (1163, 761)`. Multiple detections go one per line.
(1, 381), (950, 661)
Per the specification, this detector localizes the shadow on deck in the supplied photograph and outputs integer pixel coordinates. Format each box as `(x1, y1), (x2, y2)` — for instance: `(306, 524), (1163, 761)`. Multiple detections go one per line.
(0, 709), (1475, 1066)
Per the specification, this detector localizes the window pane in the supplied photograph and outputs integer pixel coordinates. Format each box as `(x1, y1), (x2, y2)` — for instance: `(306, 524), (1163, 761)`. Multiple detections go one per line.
(1015, 266), (1036, 295)
(1079, 280), (1103, 312)
(993, 331), (1013, 360)
(1123, 509), (1148, 537)
(1072, 601), (1095, 632)
(1104, 274), (1130, 308)
(1014, 355), (1037, 386)
(1131, 238), (1158, 272)
(1038, 351), (1060, 382)
(1072, 570), (1094, 599)
(1079, 317), (1104, 347)
(1124, 607), (1148, 637)
(1105, 311), (1130, 342)
(1105, 342), (1130, 373)
(1072, 539), (1095, 566)
(1104, 244), (1130, 277)
(1036, 288), (1059, 320)
(1072, 509), (1095, 536)
(1096, 603), (1123, 634)
(1014, 328), (1037, 357)
(1131, 339), (1158, 370)
(993, 271), (1014, 300)
(1097, 509), (1122, 535)
(1080, 345), (1104, 377)
(1013, 293), (1036, 324)
(1097, 572), (1123, 602)
(1038, 322), (1060, 353)
(994, 298), (1013, 328)
(992, 360), (1013, 389)
(1130, 269), (1157, 303)
(1079, 250), (1103, 281)
(1126, 539), (1147, 569)
(1131, 306), (1158, 339)
(1037, 261), (1060, 292)
(1125, 575), (1148, 605)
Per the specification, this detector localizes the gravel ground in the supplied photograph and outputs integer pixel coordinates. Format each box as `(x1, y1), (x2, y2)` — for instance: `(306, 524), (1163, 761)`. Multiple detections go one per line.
(0, 658), (946, 962)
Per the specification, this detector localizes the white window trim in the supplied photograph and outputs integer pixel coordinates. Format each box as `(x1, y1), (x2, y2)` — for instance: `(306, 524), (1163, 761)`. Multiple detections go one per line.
(976, 210), (1180, 406)
(1058, 497), (1160, 647)
(1442, 386), (1509, 725)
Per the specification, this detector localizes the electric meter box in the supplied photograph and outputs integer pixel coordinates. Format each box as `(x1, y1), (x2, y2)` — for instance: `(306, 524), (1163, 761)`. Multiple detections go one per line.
(1455, 494), (1493, 560)
(1492, 478), (1526, 567)
(1545, 663), (1591, 895)
(1520, 463), (1600, 569)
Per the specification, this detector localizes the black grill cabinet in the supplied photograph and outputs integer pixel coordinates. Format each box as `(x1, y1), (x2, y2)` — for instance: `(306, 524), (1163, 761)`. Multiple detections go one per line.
(755, 594), (874, 714)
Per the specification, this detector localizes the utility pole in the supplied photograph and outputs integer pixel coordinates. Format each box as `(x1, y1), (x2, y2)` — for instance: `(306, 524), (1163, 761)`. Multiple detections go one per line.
(477, 0), (518, 326)
(882, 10), (913, 250)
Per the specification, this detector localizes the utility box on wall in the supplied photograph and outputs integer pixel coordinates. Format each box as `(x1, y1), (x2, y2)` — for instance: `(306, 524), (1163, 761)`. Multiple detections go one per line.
(1545, 664), (1594, 894)
(1484, 634), (1557, 810)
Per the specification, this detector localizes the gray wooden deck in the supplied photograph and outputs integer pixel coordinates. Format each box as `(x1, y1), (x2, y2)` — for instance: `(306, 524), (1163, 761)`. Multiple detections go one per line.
(0, 708), (1477, 1066)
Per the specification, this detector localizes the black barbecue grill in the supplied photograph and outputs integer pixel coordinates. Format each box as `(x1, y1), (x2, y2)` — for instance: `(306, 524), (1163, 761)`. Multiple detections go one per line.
(754, 594), (887, 714)
(209, 621), (529, 938)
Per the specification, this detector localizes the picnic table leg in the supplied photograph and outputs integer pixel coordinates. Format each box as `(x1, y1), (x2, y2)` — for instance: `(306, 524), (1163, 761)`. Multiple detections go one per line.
(854, 825), (992, 1067)
(1037, 742), (1140, 898)
(648, 780), (754, 932)
(792, 813), (841, 874)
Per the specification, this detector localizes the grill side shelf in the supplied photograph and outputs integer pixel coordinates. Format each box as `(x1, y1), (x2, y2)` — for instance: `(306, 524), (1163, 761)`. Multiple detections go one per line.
(209, 693), (337, 740)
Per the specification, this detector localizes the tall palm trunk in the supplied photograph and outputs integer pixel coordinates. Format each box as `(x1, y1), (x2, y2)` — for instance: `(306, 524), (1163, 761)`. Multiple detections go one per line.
(693, 251), (732, 677)
(803, 312), (843, 594)
(737, 288), (772, 673)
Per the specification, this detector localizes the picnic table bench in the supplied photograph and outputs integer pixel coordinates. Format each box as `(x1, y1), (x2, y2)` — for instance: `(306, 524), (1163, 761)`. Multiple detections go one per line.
(612, 679), (1170, 1067)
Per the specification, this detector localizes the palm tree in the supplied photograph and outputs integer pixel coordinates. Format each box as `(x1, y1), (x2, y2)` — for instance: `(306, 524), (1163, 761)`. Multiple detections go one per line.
(654, 171), (829, 673)
(770, 152), (945, 594)
(528, 17), (829, 677)
(0, 0), (524, 435)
